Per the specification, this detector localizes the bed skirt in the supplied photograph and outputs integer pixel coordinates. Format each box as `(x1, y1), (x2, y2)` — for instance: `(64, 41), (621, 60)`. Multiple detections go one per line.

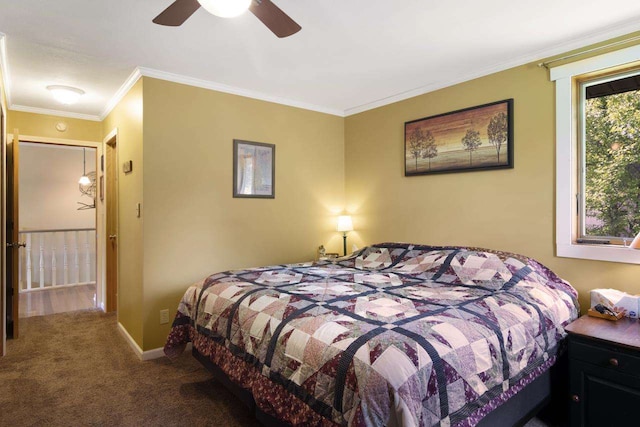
(192, 336), (568, 427)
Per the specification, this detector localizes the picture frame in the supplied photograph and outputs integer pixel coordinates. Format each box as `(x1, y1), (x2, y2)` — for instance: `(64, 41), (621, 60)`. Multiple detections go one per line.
(233, 140), (275, 198)
(404, 99), (513, 176)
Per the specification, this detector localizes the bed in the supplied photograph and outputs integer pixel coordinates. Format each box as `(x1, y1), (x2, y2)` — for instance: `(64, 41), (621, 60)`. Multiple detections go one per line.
(164, 242), (579, 426)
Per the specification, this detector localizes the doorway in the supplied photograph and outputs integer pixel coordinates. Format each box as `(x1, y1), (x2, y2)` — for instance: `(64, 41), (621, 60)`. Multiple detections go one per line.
(18, 142), (98, 317)
(4, 132), (108, 344)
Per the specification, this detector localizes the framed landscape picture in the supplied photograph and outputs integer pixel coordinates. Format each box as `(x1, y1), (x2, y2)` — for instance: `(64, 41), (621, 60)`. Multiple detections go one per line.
(404, 99), (513, 176)
(233, 140), (275, 198)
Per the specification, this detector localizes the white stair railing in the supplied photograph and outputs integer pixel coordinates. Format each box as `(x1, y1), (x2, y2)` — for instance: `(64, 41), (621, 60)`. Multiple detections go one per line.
(18, 228), (96, 292)
(39, 234), (44, 289)
(74, 230), (80, 285)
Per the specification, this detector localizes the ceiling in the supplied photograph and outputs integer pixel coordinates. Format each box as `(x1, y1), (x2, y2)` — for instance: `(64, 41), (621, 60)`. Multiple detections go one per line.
(1, 0), (640, 120)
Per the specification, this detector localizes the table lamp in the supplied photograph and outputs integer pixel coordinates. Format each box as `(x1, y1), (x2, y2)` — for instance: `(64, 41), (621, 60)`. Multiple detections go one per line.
(337, 215), (353, 256)
(630, 231), (640, 249)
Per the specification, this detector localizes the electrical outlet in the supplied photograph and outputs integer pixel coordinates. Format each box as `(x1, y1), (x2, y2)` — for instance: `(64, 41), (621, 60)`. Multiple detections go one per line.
(160, 309), (170, 325)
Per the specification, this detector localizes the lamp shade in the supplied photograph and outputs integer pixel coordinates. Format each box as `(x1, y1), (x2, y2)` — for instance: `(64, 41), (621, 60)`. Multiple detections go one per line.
(337, 215), (353, 232)
(630, 231), (640, 249)
(78, 175), (91, 186)
(198, 0), (251, 17)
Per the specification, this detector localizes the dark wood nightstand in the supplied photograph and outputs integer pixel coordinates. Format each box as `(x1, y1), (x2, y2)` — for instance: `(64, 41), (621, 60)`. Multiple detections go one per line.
(565, 315), (640, 427)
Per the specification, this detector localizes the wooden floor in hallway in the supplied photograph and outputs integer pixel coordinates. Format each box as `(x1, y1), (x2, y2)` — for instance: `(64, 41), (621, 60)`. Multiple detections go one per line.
(19, 283), (97, 318)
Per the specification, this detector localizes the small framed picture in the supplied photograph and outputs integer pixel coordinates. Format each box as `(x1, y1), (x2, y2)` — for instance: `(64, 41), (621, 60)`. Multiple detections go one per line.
(233, 140), (275, 198)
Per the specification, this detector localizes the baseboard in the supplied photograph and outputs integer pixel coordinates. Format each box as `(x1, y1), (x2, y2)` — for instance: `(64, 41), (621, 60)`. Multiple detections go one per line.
(117, 322), (144, 360)
(116, 322), (191, 361)
(141, 342), (192, 361)
(140, 347), (167, 361)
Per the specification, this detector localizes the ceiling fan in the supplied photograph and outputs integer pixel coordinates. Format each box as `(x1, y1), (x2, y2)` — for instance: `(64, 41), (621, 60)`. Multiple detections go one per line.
(153, 0), (301, 38)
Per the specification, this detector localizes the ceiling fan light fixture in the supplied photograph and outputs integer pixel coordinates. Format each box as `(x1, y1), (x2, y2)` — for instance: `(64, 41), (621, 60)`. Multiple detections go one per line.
(47, 85), (85, 105)
(198, 0), (251, 18)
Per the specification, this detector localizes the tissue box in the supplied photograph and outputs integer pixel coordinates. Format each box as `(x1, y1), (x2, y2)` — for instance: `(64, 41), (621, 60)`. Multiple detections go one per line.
(590, 289), (639, 319)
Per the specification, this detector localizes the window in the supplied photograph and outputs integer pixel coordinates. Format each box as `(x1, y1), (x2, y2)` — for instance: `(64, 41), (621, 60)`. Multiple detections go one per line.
(551, 44), (640, 264)
(578, 71), (640, 245)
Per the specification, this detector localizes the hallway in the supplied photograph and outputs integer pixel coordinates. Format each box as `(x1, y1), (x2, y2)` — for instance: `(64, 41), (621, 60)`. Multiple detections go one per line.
(16, 142), (99, 320)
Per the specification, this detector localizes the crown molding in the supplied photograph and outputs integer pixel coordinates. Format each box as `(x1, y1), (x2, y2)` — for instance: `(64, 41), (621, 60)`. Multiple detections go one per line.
(137, 66), (345, 117)
(99, 67), (142, 120)
(344, 18), (640, 116)
(0, 33), (12, 106)
(9, 104), (101, 121)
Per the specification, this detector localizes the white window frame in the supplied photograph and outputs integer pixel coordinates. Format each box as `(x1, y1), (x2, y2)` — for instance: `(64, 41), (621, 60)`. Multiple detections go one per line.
(551, 44), (640, 264)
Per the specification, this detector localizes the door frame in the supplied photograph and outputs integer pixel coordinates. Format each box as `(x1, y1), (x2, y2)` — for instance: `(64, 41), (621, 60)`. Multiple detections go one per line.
(1, 102), (5, 356)
(103, 128), (118, 313)
(8, 133), (106, 310)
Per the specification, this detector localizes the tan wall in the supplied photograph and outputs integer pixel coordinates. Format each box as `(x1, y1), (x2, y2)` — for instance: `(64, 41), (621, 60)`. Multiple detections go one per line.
(7, 110), (102, 142)
(141, 77), (345, 349)
(345, 62), (640, 313)
(102, 79), (144, 345)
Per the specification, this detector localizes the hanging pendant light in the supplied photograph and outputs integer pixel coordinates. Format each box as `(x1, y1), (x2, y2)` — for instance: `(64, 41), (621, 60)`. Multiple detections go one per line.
(79, 148), (91, 185)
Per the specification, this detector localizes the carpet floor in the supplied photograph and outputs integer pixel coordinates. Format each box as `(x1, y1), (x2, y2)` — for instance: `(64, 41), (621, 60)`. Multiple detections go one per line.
(0, 309), (260, 427)
(0, 309), (552, 426)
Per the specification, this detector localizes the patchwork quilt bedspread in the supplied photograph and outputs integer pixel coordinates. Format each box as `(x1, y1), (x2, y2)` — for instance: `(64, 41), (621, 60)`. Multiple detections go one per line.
(164, 243), (579, 427)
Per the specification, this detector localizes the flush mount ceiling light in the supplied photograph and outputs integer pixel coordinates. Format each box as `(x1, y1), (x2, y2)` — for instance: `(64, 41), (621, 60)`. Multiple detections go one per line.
(46, 85), (85, 105)
(198, 0), (251, 18)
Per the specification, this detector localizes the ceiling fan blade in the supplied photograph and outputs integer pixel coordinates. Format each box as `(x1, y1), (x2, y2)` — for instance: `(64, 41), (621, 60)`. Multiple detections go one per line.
(249, 0), (301, 38)
(153, 0), (201, 26)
